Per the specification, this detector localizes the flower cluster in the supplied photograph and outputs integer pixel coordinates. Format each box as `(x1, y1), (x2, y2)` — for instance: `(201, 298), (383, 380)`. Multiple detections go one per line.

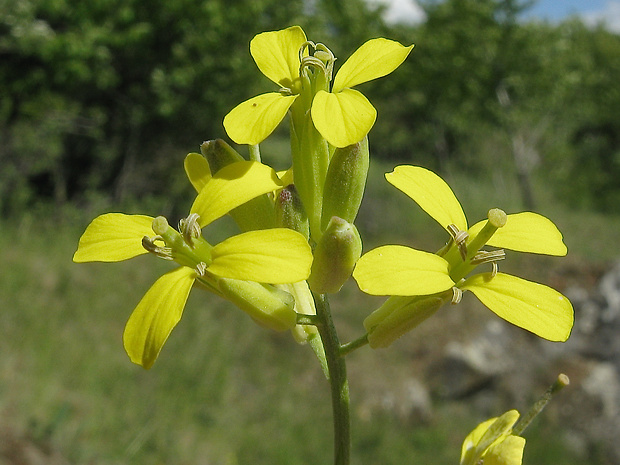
(74, 25), (574, 464)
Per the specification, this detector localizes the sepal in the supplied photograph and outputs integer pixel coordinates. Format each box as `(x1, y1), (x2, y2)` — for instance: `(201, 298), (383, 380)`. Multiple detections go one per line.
(321, 136), (369, 230)
(308, 217), (362, 294)
(363, 292), (451, 348)
(217, 278), (297, 331)
(275, 184), (310, 239)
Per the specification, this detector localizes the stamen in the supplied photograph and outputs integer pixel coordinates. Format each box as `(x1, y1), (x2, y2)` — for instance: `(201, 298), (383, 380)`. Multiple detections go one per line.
(278, 87), (294, 96)
(313, 43), (336, 80)
(491, 261), (498, 278)
(451, 287), (463, 304)
(179, 213), (201, 246)
(300, 55), (328, 74)
(195, 262), (208, 276)
(447, 224), (469, 261)
(299, 40), (316, 63)
(470, 249), (506, 266)
(142, 236), (173, 260)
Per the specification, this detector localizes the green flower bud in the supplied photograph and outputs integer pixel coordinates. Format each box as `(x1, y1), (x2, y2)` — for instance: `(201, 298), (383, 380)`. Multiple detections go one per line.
(308, 216), (362, 294)
(364, 292), (452, 348)
(200, 139), (244, 172)
(201, 139), (276, 231)
(321, 136), (369, 231)
(217, 278), (297, 332)
(275, 184), (310, 240)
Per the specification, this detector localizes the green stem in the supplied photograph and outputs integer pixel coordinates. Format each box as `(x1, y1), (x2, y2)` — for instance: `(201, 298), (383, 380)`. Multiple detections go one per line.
(513, 373), (570, 436)
(248, 144), (261, 162)
(313, 292), (350, 465)
(340, 334), (369, 357)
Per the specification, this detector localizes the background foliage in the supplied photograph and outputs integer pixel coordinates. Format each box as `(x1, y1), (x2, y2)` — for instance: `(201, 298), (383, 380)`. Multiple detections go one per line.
(2, 0), (619, 215)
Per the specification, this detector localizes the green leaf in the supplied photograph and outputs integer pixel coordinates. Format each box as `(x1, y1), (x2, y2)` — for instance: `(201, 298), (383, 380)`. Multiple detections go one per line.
(333, 38), (413, 92)
(223, 92), (298, 145)
(469, 212), (567, 256)
(191, 161), (282, 228)
(123, 267), (196, 369)
(311, 88), (376, 148)
(386, 165), (468, 232)
(73, 213), (153, 262)
(250, 25), (306, 86)
(209, 228), (313, 283)
(184, 152), (211, 193)
(461, 272), (573, 342)
(353, 245), (454, 295)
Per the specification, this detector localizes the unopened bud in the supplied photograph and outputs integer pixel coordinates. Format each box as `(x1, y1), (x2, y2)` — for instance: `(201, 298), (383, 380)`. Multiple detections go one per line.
(200, 139), (244, 172)
(321, 136), (369, 231)
(201, 139), (276, 231)
(364, 292), (452, 348)
(217, 278), (297, 332)
(275, 185), (310, 240)
(308, 217), (362, 294)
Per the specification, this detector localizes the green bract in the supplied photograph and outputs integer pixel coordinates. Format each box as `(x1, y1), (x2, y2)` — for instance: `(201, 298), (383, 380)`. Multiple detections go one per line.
(223, 26), (413, 148)
(353, 165), (574, 343)
(74, 161), (313, 369)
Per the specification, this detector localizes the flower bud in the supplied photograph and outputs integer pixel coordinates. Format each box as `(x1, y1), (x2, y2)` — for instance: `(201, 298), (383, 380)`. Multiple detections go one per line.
(275, 185), (310, 240)
(308, 216), (362, 294)
(201, 139), (276, 231)
(217, 278), (297, 332)
(321, 136), (369, 231)
(364, 292), (452, 348)
(200, 139), (245, 172)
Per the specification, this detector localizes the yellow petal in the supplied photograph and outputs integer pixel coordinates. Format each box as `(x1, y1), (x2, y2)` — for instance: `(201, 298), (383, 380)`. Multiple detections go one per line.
(461, 410), (520, 465)
(224, 92), (298, 145)
(209, 229), (312, 283)
(123, 267), (196, 369)
(311, 88), (376, 148)
(461, 418), (498, 465)
(250, 25), (306, 86)
(333, 38), (413, 92)
(184, 152), (211, 193)
(190, 161), (282, 228)
(469, 212), (567, 256)
(353, 245), (454, 295)
(485, 435), (526, 465)
(73, 213), (154, 263)
(386, 165), (468, 232)
(461, 273), (574, 342)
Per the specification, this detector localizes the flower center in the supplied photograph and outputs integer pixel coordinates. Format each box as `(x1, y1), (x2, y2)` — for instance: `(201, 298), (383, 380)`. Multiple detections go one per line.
(299, 40), (336, 82)
(142, 215), (213, 272)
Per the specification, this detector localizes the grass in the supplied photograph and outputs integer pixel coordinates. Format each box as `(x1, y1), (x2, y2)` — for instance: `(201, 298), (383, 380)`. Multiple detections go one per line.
(1, 161), (616, 464)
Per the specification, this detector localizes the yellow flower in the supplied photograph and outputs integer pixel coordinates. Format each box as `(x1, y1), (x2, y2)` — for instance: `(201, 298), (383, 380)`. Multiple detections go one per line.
(223, 25), (412, 147)
(461, 410), (525, 465)
(74, 161), (313, 368)
(353, 165), (573, 344)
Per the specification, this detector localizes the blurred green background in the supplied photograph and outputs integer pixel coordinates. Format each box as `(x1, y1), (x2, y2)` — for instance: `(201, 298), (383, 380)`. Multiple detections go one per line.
(2, 0), (619, 463)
